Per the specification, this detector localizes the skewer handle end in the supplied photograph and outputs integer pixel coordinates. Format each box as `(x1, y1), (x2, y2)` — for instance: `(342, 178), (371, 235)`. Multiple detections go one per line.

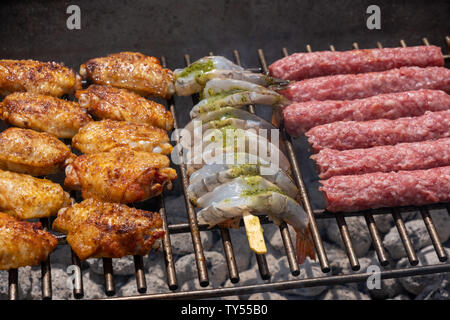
(243, 212), (267, 254)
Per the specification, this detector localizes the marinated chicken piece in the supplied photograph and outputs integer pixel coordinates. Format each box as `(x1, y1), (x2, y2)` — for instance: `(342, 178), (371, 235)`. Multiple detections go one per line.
(79, 52), (175, 99)
(0, 59), (81, 97)
(64, 148), (177, 203)
(0, 213), (57, 270)
(0, 127), (75, 176)
(72, 120), (173, 155)
(76, 85), (174, 130)
(1, 92), (93, 138)
(0, 169), (72, 219)
(52, 199), (165, 260)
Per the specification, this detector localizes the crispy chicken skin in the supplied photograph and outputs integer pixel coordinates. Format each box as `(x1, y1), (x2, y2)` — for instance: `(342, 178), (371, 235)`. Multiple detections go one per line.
(0, 127), (75, 176)
(1, 92), (93, 138)
(72, 120), (173, 155)
(64, 148), (177, 203)
(79, 52), (175, 99)
(52, 199), (165, 260)
(0, 169), (72, 219)
(76, 85), (174, 130)
(0, 59), (81, 97)
(0, 213), (57, 269)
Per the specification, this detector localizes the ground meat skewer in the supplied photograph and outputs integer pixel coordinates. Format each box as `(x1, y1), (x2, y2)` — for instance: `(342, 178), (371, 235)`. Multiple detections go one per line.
(306, 110), (450, 152)
(283, 89), (450, 137)
(269, 45), (444, 81)
(320, 166), (450, 213)
(313, 138), (450, 179)
(280, 66), (450, 103)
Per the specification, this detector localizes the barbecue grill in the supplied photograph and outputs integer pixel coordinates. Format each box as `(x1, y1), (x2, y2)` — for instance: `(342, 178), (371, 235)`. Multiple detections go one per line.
(4, 33), (449, 300)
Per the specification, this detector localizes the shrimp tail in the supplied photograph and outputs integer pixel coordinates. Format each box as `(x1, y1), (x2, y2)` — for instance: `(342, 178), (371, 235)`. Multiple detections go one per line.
(295, 225), (316, 265)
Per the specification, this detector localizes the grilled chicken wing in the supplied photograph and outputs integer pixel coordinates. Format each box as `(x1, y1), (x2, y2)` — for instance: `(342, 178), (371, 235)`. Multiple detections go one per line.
(76, 85), (174, 130)
(0, 127), (75, 176)
(0, 169), (72, 219)
(1, 92), (93, 138)
(0, 213), (57, 269)
(52, 198), (164, 260)
(72, 120), (173, 155)
(0, 59), (81, 97)
(64, 148), (177, 203)
(79, 52), (175, 99)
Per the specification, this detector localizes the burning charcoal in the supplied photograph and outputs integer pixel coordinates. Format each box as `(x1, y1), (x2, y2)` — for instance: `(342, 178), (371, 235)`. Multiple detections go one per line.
(249, 292), (288, 300)
(175, 251), (227, 287)
(325, 216), (371, 257)
(212, 228), (252, 272)
(170, 231), (214, 255)
(119, 274), (168, 297)
(383, 219), (438, 260)
(322, 285), (370, 300)
(397, 245), (450, 295)
(368, 278), (403, 299)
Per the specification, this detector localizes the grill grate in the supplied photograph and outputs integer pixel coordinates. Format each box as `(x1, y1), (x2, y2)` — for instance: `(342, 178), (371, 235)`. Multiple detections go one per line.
(4, 36), (450, 300)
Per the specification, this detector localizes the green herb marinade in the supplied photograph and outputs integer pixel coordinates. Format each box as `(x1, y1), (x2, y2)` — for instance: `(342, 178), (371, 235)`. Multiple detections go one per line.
(175, 59), (215, 80)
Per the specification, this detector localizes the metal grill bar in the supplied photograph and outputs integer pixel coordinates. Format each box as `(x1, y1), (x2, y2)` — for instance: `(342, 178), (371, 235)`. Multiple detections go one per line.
(208, 51), (241, 283)
(40, 217), (52, 299)
(326, 43), (360, 271)
(253, 255), (270, 280)
(233, 50), (255, 114)
(419, 207), (447, 262)
(350, 42), (389, 267)
(219, 226), (240, 283)
(133, 255), (147, 293)
(314, 203), (448, 218)
(156, 191), (178, 290)
(263, 47), (331, 273)
(279, 223), (300, 275)
(335, 215), (360, 270)
(102, 263), (450, 300)
(71, 250), (84, 299)
(8, 269), (18, 300)
(392, 208), (419, 265)
(102, 258), (115, 296)
(218, 225), (241, 282)
(233, 48), (299, 277)
(167, 203), (450, 231)
(364, 212), (390, 266)
(419, 37), (449, 263)
(231, 49), (271, 280)
(170, 54), (209, 287)
(66, 190), (84, 299)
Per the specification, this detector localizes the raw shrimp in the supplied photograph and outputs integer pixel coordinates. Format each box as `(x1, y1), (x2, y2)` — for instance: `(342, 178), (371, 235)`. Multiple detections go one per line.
(190, 79), (289, 118)
(184, 107), (276, 138)
(183, 129), (290, 175)
(174, 56), (284, 96)
(195, 176), (315, 264)
(187, 163), (298, 202)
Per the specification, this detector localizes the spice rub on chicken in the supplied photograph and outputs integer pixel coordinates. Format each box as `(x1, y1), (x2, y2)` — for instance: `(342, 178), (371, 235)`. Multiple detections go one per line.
(52, 199), (165, 260)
